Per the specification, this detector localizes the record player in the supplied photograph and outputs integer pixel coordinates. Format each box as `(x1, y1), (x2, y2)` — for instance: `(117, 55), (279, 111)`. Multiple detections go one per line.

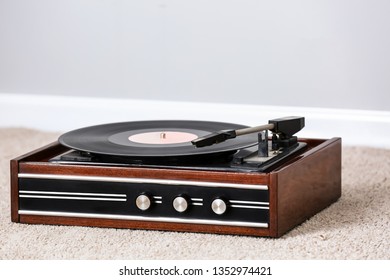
(10, 116), (341, 237)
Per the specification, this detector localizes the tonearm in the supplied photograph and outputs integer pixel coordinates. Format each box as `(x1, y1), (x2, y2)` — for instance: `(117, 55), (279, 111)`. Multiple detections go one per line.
(191, 116), (305, 154)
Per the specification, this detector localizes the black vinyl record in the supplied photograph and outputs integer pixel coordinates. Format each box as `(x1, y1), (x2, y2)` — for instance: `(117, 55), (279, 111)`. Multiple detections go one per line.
(58, 120), (257, 158)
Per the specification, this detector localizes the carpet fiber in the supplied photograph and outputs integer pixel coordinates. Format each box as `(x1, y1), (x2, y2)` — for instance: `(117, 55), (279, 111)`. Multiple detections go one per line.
(1, 128), (389, 259)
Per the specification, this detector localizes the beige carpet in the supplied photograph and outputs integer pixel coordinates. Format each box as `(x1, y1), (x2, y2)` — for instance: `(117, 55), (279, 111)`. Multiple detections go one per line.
(0, 127), (389, 260)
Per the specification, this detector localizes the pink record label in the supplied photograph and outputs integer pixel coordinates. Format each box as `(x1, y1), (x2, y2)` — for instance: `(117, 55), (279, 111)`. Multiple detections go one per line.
(128, 131), (198, 145)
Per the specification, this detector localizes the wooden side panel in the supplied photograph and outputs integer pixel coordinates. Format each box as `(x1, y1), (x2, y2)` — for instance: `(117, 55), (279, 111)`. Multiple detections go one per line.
(10, 159), (19, 222)
(268, 173), (278, 237)
(275, 137), (342, 237)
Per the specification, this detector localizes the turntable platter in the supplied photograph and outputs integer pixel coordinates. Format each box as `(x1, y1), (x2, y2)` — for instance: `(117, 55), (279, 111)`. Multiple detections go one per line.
(59, 120), (258, 158)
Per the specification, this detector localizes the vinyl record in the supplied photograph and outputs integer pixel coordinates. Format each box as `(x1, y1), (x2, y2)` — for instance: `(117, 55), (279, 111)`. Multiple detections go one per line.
(58, 120), (258, 158)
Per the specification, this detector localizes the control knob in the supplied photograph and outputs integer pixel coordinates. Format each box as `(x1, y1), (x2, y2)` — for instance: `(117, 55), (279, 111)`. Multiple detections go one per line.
(136, 194), (151, 211)
(173, 196), (189, 213)
(211, 198), (227, 215)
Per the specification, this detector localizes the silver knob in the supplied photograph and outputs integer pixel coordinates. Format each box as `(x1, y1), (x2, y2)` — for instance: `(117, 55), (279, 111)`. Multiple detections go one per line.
(211, 198), (227, 215)
(136, 194), (151, 211)
(173, 196), (188, 213)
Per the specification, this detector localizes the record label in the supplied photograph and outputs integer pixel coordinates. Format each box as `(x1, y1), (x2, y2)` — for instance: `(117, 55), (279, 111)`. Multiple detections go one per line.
(128, 131), (198, 145)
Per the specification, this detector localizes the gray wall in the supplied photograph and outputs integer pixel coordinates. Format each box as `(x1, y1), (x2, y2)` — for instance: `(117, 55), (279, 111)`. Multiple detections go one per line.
(1, 0), (390, 111)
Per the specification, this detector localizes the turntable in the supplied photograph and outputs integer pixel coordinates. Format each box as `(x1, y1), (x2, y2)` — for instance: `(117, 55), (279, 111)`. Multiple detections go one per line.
(10, 117), (341, 237)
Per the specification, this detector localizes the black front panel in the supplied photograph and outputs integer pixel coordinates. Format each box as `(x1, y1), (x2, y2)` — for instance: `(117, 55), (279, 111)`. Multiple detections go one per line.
(18, 177), (269, 226)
